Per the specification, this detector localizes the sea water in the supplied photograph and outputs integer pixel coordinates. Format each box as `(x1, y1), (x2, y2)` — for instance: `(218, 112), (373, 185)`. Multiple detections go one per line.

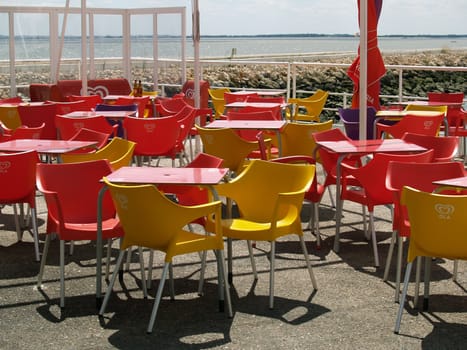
(0, 35), (466, 61)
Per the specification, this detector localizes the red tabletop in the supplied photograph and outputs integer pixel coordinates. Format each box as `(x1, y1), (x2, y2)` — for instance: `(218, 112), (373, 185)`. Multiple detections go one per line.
(225, 101), (286, 109)
(232, 90), (285, 97)
(0, 139), (97, 154)
(316, 138), (427, 155)
(206, 119), (286, 130)
(105, 166), (229, 186)
(433, 176), (467, 189)
(391, 101), (463, 108)
(63, 110), (136, 119)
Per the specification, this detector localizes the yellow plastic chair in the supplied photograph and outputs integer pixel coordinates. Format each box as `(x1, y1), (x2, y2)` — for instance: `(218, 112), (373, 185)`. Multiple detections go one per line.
(0, 104), (22, 130)
(287, 89), (329, 122)
(61, 137), (136, 171)
(196, 125), (259, 177)
(208, 88), (230, 119)
(207, 159), (318, 309)
(404, 104), (448, 115)
(98, 179), (232, 334)
(279, 119), (333, 158)
(395, 186), (467, 334)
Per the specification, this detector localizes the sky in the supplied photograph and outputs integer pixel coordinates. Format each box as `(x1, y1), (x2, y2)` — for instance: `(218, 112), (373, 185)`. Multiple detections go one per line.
(2, 0), (467, 36)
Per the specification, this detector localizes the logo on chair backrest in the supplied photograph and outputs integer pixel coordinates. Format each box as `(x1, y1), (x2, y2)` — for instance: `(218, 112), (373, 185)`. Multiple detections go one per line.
(0, 161), (11, 173)
(88, 85), (109, 97)
(143, 123), (156, 133)
(434, 203), (454, 220)
(73, 122), (85, 131)
(115, 193), (129, 210)
(423, 120), (434, 129)
(184, 88), (194, 99)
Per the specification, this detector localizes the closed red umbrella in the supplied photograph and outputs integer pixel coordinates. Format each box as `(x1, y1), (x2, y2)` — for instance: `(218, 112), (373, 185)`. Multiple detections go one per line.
(347, 0), (385, 110)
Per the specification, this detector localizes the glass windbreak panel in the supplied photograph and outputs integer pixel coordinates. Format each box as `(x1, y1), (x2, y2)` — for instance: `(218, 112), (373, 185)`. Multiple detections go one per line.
(93, 14), (124, 79)
(57, 13), (85, 80)
(130, 14), (154, 86)
(0, 13), (10, 98)
(157, 13), (183, 96)
(14, 13), (51, 96)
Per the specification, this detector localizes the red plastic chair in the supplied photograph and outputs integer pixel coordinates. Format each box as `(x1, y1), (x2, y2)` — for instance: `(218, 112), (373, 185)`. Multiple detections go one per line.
(66, 127), (110, 154)
(338, 150), (434, 267)
(312, 128), (365, 208)
(384, 160), (466, 302)
(36, 159), (123, 308)
(17, 103), (58, 139)
(68, 94), (103, 110)
(122, 115), (180, 166)
(0, 96), (23, 104)
(245, 95), (285, 104)
(0, 150), (40, 261)
(47, 100), (92, 114)
(401, 132), (459, 162)
(114, 96), (150, 118)
(155, 98), (189, 117)
(376, 113), (445, 139)
(0, 122), (45, 140)
(55, 114), (118, 140)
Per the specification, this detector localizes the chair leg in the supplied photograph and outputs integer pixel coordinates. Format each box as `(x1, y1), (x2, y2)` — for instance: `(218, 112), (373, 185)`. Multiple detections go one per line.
(383, 230), (397, 281)
(13, 204), (22, 241)
(246, 240), (258, 280)
(394, 261), (413, 334)
(395, 236), (404, 303)
(30, 207), (40, 262)
(169, 262), (175, 300)
(60, 240), (65, 308)
(147, 250), (154, 289)
(299, 235), (318, 290)
(147, 262), (169, 334)
(37, 234), (51, 287)
(105, 239), (112, 281)
(413, 256), (422, 308)
(311, 202), (321, 248)
(369, 212), (380, 267)
(269, 241), (276, 309)
(362, 206), (369, 240)
(215, 249), (233, 317)
(198, 250), (207, 295)
(99, 250), (126, 316)
(138, 247), (148, 299)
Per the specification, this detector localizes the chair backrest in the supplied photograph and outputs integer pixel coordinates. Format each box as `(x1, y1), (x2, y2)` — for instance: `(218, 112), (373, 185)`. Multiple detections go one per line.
(186, 152), (224, 168)
(7, 123), (45, 140)
(36, 159), (116, 237)
(401, 186), (467, 262)
(312, 127), (353, 168)
(68, 94), (103, 110)
(427, 92), (464, 103)
(381, 113), (445, 139)
(115, 96), (150, 118)
(0, 105), (22, 130)
(342, 150), (434, 207)
(156, 98), (189, 117)
(217, 159), (315, 222)
(61, 137), (136, 171)
(224, 92), (258, 104)
(338, 107), (377, 139)
(404, 104), (448, 115)
(401, 132), (459, 162)
(208, 88), (230, 118)
(48, 100), (92, 114)
(0, 150), (38, 207)
(196, 125), (259, 175)
(226, 110), (276, 141)
(288, 89), (329, 122)
(66, 127), (110, 153)
(0, 96), (22, 104)
(238, 105), (283, 120)
(280, 120), (333, 158)
(17, 103), (58, 139)
(122, 115), (180, 157)
(55, 114), (118, 140)
(386, 160), (466, 235)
